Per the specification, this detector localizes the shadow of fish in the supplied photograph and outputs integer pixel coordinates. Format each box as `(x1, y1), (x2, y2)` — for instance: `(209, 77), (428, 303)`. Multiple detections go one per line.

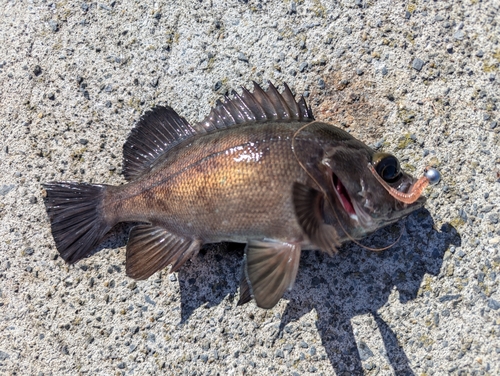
(43, 82), (426, 309)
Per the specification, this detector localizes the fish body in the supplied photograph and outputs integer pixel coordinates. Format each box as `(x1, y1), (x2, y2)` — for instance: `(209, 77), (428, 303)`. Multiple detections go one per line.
(44, 82), (425, 309)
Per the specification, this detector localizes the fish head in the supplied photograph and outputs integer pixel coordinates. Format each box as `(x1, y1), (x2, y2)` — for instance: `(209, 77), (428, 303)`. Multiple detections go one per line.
(321, 143), (425, 238)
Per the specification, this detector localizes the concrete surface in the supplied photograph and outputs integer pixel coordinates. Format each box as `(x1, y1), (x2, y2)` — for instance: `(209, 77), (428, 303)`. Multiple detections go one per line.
(0, 0), (499, 375)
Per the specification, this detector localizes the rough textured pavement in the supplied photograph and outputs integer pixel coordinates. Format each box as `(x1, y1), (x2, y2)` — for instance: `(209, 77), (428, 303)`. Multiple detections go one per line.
(0, 0), (499, 375)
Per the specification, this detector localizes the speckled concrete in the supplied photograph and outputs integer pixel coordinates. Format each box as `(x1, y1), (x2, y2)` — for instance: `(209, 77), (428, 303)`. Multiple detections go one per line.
(0, 0), (499, 375)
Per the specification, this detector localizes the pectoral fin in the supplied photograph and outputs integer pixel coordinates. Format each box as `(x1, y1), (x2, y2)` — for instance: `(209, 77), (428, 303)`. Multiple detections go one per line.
(126, 225), (201, 280)
(292, 182), (340, 256)
(242, 240), (301, 309)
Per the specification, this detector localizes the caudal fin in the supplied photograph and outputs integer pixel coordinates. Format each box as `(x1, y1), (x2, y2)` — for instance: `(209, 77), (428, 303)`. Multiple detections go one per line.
(43, 182), (113, 264)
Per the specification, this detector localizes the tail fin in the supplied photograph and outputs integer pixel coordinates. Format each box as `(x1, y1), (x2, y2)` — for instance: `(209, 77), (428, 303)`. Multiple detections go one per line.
(43, 182), (113, 264)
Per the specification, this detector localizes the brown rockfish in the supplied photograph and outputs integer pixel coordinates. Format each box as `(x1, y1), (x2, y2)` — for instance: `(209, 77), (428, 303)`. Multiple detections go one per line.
(43, 82), (438, 309)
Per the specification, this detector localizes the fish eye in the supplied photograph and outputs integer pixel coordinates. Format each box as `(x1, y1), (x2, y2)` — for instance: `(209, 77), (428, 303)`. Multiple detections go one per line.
(373, 153), (402, 183)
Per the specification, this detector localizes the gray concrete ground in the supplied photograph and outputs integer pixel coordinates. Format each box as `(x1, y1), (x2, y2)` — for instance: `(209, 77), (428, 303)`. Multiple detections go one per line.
(0, 0), (499, 375)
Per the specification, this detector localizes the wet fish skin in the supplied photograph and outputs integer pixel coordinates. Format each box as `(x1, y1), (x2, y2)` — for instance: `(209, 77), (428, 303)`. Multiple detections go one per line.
(106, 122), (313, 244)
(43, 82), (425, 309)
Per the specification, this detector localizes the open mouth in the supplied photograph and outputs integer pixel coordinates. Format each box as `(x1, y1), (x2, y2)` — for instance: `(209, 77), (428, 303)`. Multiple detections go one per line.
(332, 173), (357, 219)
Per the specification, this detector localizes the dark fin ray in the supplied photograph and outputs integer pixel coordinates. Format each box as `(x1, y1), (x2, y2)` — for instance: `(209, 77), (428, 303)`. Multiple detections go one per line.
(170, 240), (202, 273)
(205, 105), (226, 131)
(243, 240), (301, 309)
(292, 182), (339, 256)
(281, 83), (301, 118)
(122, 106), (196, 181)
(237, 270), (253, 306)
(251, 81), (279, 119)
(230, 90), (257, 123)
(43, 182), (113, 264)
(239, 86), (267, 121)
(298, 96), (314, 120)
(222, 94), (246, 124)
(195, 82), (315, 132)
(126, 225), (200, 280)
(265, 81), (292, 120)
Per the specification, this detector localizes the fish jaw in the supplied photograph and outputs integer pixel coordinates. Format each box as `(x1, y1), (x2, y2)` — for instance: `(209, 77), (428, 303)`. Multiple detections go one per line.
(328, 171), (380, 237)
(321, 148), (426, 239)
(332, 172), (359, 221)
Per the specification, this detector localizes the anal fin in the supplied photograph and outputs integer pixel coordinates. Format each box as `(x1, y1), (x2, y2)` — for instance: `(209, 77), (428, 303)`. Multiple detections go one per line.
(293, 182), (340, 256)
(242, 240), (301, 309)
(126, 225), (200, 280)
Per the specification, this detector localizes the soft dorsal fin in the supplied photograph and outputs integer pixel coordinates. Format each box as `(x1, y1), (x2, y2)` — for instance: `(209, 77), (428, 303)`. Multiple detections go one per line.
(122, 82), (314, 180)
(122, 106), (196, 181)
(194, 81), (315, 132)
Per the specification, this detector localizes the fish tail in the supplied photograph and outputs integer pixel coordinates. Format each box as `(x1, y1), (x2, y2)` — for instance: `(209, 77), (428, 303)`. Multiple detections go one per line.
(43, 182), (113, 264)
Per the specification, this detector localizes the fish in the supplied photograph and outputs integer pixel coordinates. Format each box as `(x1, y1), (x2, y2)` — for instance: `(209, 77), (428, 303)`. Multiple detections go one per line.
(43, 81), (437, 309)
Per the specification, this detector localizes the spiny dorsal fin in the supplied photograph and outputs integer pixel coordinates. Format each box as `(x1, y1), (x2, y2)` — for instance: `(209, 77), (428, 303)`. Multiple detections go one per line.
(123, 83), (314, 180)
(122, 106), (196, 181)
(195, 81), (315, 133)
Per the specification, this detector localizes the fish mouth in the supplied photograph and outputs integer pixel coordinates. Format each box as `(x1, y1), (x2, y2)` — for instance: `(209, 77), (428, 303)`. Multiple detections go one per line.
(332, 173), (358, 220)
(330, 172), (425, 232)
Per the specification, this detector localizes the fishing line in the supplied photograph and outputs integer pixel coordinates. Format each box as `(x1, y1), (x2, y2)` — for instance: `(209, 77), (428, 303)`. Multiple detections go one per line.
(291, 121), (403, 252)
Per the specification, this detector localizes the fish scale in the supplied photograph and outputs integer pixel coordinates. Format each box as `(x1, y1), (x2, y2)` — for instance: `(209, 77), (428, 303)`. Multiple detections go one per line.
(142, 130), (300, 238)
